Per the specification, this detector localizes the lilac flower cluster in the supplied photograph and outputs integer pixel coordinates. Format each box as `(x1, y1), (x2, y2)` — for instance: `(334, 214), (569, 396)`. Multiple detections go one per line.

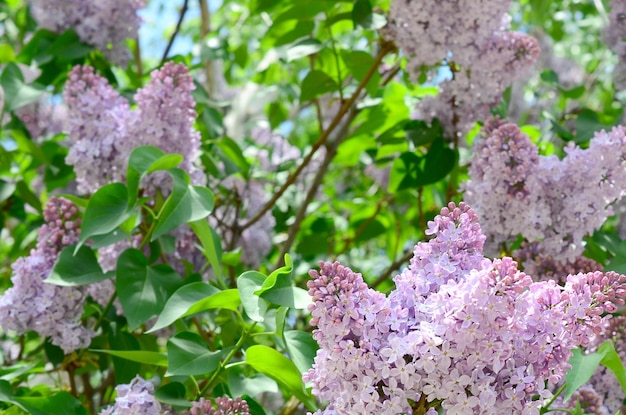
(182, 397), (250, 415)
(0, 197), (94, 353)
(210, 178), (275, 268)
(99, 376), (162, 415)
(389, 0), (540, 137)
(604, 0), (626, 89)
(514, 241), (603, 284)
(16, 99), (68, 139)
(305, 202), (626, 414)
(64, 62), (204, 195)
(27, 0), (145, 66)
(465, 121), (626, 261)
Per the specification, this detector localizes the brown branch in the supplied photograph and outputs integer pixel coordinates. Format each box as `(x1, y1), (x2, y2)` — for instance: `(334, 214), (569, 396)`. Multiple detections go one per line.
(199, 0), (214, 96)
(372, 248), (414, 289)
(241, 42), (394, 231)
(160, 0), (190, 66)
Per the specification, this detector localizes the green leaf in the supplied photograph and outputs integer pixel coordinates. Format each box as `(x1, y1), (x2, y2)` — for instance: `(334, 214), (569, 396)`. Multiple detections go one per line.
(598, 340), (626, 394)
(47, 245), (109, 286)
(167, 332), (224, 376)
(245, 345), (316, 410)
(564, 347), (604, 402)
(126, 146), (183, 205)
(284, 330), (318, 374)
(0, 62), (45, 111)
(151, 169), (214, 241)
(574, 108), (607, 144)
(155, 382), (190, 407)
(261, 287), (310, 309)
(341, 50), (381, 96)
(237, 271), (268, 322)
(286, 39), (324, 62)
(91, 350), (168, 367)
(351, 0), (386, 29)
(116, 249), (182, 330)
(418, 137), (457, 186)
(0, 180), (16, 203)
(14, 392), (87, 415)
(147, 282), (219, 333)
(404, 119), (444, 147)
(185, 289), (241, 315)
(216, 137), (250, 177)
(189, 219), (224, 284)
(46, 29), (92, 61)
(0, 44), (15, 63)
(255, 255), (293, 296)
(300, 70), (338, 102)
(77, 183), (130, 250)
(108, 324), (142, 384)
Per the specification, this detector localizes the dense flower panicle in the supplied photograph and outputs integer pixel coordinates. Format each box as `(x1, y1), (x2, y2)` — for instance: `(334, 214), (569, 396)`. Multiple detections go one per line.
(130, 62), (205, 190)
(210, 178), (275, 268)
(388, 0), (512, 70)
(182, 397), (250, 415)
(99, 376), (162, 415)
(16, 100), (68, 139)
(514, 242), (603, 284)
(64, 65), (135, 194)
(27, 0), (145, 66)
(417, 32), (540, 137)
(65, 62), (204, 195)
(604, 0), (626, 88)
(0, 197), (94, 352)
(389, 0), (539, 137)
(465, 122), (626, 261)
(306, 202), (626, 414)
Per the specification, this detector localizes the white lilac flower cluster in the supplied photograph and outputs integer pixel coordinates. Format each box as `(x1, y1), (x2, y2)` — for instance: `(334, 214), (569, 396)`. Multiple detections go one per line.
(210, 178), (275, 269)
(0, 197), (94, 353)
(64, 62), (204, 195)
(27, 0), (145, 66)
(604, 0), (626, 89)
(305, 202), (626, 415)
(464, 120), (626, 261)
(389, 0), (540, 137)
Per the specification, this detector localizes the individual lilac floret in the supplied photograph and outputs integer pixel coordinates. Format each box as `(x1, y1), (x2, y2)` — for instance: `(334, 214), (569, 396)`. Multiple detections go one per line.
(28, 0), (145, 66)
(182, 397), (250, 415)
(306, 202), (626, 414)
(99, 375), (162, 415)
(0, 197), (94, 353)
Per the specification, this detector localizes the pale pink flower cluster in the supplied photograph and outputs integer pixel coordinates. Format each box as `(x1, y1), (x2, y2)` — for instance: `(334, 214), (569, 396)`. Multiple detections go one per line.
(0, 197), (94, 352)
(306, 202), (626, 414)
(465, 121), (626, 261)
(64, 62), (204, 195)
(28, 0), (145, 66)
(389, 0), (540, 137)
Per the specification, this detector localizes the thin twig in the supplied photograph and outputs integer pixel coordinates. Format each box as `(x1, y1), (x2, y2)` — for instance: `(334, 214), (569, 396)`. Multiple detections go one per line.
(199, 0), (214, 95)
(275, 108), (356, 267)
(241, 42), (394, 231)
(160, 0), (190, 66)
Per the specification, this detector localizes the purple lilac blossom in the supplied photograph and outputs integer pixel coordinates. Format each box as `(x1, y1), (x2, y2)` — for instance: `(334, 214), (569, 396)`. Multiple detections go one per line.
(0, 197), (94, 353)
(465, 122), (626, 261)
(99, 375), (162, 415)
(604, 0), (626, 88)
(182, 397), (250, 415)
(389, 0), (540, 137)
(64, 62), (204, 195)
(27, 0), (145, 66)
(305, 202), (626, 414)
(514, 241), (603, 284)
